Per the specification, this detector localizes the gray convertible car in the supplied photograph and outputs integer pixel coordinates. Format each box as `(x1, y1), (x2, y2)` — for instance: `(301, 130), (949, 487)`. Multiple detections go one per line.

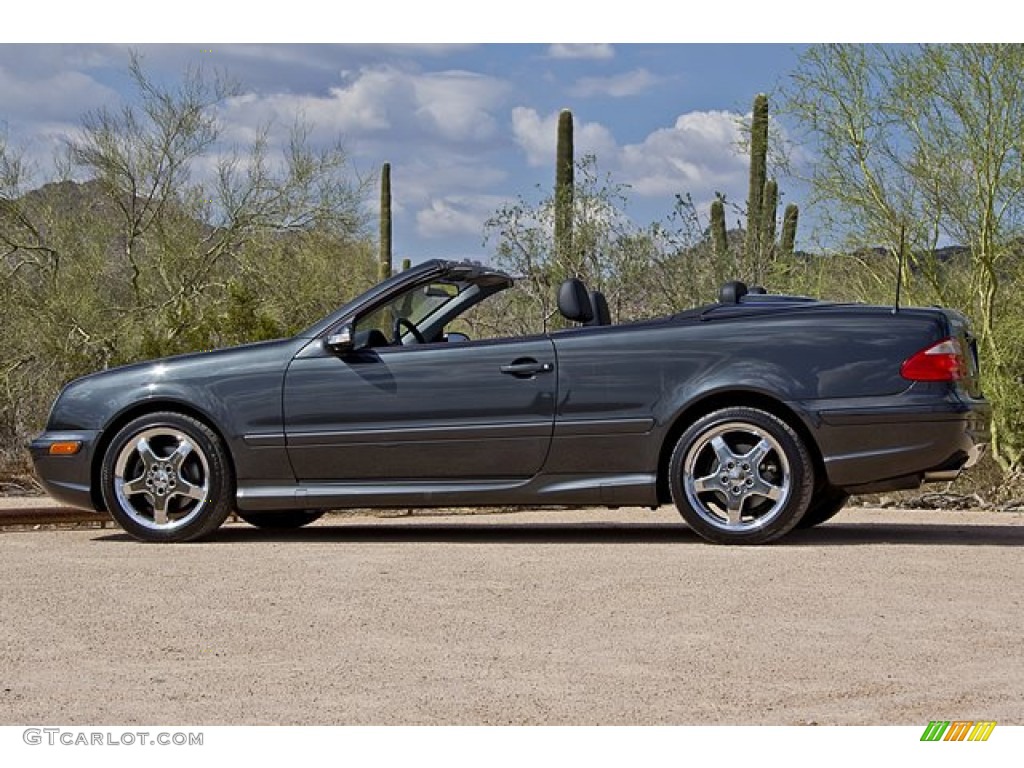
(31, 259), (990, 544)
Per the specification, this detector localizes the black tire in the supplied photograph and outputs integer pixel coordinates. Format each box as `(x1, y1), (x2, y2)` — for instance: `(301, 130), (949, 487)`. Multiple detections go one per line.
(100, 412), (234, 543)
(796, 487), (850, 529)
(236, 510), (326, 529)
(668, 407), (815, 544)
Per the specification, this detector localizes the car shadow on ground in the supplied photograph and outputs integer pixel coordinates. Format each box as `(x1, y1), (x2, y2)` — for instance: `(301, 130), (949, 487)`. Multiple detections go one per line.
(92, 520), (1024, 547)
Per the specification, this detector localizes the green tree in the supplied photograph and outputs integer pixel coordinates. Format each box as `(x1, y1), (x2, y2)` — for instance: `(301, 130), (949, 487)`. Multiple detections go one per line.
(0, 54), (373, 478)
(783, 43), (1024, 470)
(484, 155), (728, 336)
(485, 155), (654, 333)
(59, 53), (369, 356)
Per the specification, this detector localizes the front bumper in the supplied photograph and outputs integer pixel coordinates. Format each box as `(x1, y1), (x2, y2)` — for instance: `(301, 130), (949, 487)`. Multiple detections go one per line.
(29, 430), (102, 511)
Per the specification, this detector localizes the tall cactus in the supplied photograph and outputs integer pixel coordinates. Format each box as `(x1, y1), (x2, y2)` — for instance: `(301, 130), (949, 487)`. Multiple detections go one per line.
(738, 93), (799, 279)
(697, 94), (799, 281)
(710, 197), (728, 260)
(555, 108), (574, 268)
(378, 162), (392, 281)
(744, 93), (769, 264)
(760, 178), (778, 260)
(780, 203), (799, 257)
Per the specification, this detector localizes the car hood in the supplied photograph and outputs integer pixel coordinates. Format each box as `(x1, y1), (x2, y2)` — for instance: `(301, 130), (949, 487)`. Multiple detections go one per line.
(47, 337), (307, 431)
(72, 338), (297, 382)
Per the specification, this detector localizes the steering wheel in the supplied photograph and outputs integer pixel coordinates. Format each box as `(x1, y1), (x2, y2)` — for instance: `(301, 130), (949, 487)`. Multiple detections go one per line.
(392, 317), (426, 345)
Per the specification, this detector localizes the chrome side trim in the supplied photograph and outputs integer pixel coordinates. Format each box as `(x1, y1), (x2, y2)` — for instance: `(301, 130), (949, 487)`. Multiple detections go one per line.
(235, 472), (658, 511)
(552, 418), (655, 436)
(284, 421), (553, 446)
(242, 433), (287, 448)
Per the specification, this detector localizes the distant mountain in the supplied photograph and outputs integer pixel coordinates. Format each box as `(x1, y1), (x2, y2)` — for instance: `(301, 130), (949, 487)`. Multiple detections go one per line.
(850, 243), (970, 263)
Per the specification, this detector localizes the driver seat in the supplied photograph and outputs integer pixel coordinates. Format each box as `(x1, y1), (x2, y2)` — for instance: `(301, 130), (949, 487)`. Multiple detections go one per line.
(557, 278), (594, 324)
(586, 290), (611, 326)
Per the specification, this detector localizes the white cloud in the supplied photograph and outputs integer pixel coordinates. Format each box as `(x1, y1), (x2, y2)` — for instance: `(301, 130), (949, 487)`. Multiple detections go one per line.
(411, 71), (509, 142)
(0, 66), (119, 123)
(510, 106), (749, 217)
(218, 65), (511, 149)
(370, 151), (512, 244)
(570, 68), (659, 98)
(415, 194), (509, 240)
(392, 156), (507, 210)
(511, 107), (617, 167)
(0, 65), (122, 179)
(547, 44), (615, 60)
(618, 110), (748, 201)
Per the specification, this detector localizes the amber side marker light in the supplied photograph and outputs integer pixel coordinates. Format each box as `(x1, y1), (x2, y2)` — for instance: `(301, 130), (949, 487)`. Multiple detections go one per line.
(48, 441), (82, 456)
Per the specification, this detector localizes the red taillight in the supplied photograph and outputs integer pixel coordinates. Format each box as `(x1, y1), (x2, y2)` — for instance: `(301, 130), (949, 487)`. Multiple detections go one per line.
(900, 338), (964, 382)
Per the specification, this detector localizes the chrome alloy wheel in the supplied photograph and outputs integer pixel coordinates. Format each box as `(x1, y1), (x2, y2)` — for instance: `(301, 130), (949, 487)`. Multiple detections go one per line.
(682, 421), (792, 532)
(113, 427), (211, 531)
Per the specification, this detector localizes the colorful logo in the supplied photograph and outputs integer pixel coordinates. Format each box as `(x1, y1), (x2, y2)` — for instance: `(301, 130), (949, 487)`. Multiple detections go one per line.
(920, 721), (996, 742)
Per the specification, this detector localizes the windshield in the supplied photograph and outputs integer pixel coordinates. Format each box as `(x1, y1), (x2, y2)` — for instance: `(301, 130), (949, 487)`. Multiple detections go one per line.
(356, 280), (465, 338)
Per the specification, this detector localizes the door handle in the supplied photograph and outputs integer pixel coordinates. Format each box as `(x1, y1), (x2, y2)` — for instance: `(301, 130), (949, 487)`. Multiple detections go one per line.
(500, 359), (553, 377)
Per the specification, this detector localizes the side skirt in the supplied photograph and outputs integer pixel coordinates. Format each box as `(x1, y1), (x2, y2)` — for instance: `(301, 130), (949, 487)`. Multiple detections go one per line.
(236, 472), (658, 512)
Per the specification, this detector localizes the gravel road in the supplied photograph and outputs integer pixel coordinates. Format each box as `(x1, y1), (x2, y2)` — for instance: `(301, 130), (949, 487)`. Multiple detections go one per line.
(1, 506), (1021, 725)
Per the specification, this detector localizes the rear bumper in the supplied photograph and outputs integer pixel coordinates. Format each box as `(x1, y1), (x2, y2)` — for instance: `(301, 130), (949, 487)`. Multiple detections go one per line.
(28, 430), (102, 511)
(810, 397), (990, 494)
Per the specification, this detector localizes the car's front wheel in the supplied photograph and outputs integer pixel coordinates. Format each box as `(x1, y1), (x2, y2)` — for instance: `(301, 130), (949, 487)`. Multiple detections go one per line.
(236, 510), (326, 529)
(100, 412), (234, 542)
(669, 407), (814, 544)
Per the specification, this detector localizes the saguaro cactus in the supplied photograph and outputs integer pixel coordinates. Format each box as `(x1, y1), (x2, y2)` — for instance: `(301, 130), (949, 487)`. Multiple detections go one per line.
(780, 204), (799, 257)
(379, 162), (392, 281)
(736, 94), (799, 277)
(760, 178), (778, 260)
(745, 93), (769, 263)
(555, 108), (574, 267)
(710, 197), (728, 260)
(695, 94), (800, 275)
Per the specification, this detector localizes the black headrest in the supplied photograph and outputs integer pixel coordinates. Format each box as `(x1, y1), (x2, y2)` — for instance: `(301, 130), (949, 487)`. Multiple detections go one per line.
(586, 290), (611, 326)
(719, 281), (749, 304)
(748, 284), (767, 295)
(558, 278), (594, 323)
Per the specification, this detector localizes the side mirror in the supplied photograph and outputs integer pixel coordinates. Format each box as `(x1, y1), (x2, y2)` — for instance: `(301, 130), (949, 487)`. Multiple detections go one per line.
(325, 324), (354, 353)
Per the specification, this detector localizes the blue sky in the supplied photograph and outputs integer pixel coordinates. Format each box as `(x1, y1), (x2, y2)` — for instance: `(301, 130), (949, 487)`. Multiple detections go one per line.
(4, 0), (1006, 264)
(1, 43), (815, 264)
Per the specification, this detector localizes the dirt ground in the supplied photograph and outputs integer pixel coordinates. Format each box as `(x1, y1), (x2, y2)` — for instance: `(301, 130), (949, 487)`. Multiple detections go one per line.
(1, 505), (1022, 725)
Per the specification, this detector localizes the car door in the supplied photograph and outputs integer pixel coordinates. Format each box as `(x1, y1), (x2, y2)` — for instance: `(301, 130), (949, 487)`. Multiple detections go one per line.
(545, 325), (667, 477)
(282, 336), (557, 482)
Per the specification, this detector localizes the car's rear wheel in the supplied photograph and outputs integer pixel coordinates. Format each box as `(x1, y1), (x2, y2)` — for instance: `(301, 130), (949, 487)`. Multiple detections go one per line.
(236, 510), (326, 529)
(669, 407), (814, 544)
(100, 412), (234, 542)
(796, 486), (850, 529)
